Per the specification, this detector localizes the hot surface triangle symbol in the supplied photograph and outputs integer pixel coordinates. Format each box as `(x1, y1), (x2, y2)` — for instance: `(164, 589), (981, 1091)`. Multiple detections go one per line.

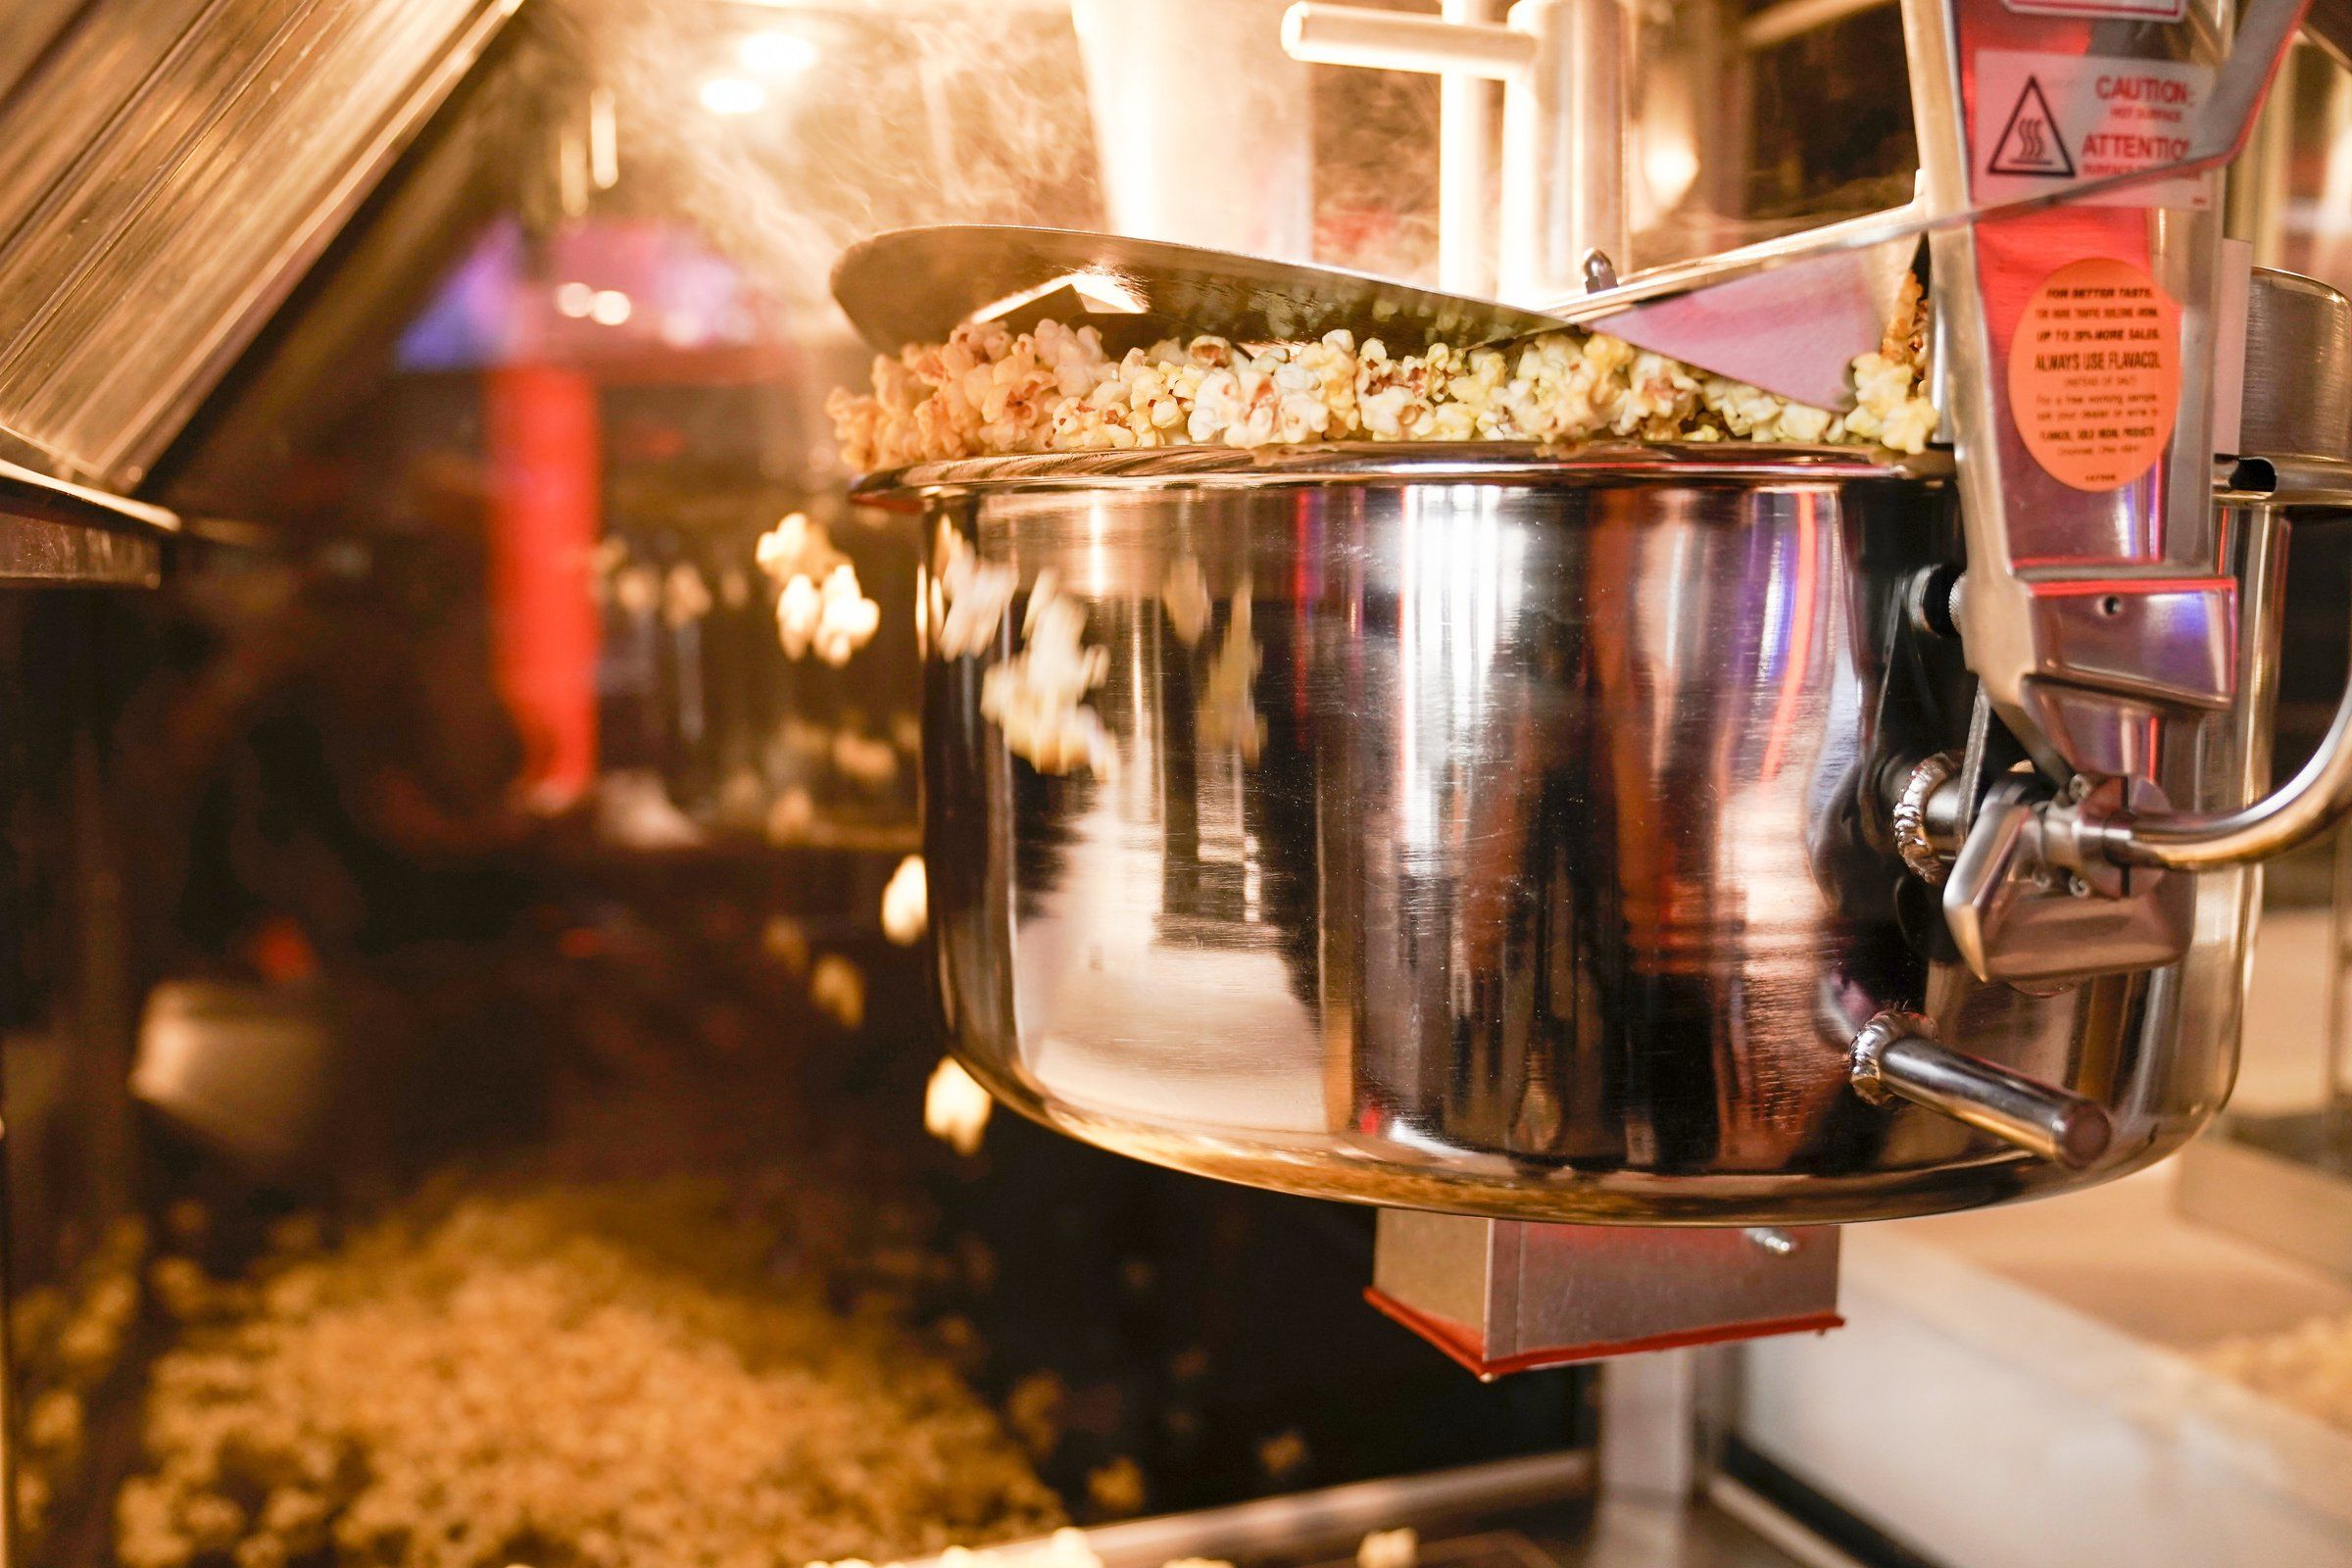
(1986, 75), (2076, 178)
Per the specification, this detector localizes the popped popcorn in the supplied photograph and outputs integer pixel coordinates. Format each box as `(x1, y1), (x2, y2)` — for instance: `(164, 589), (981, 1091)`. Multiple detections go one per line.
(979, 572), (1115, 777)
(115, 1184), (1063, 1568)
(882, 854), (929, 946)
(1161, 557), (1212, 648)
(934, 522), (1020, 661)
(1358, 1527), (1420, 1568)
(777, 562), (883, 666)
(923, 1055), (993, 1156)
(759, 513), (882, 665)
(810, 953), (868, 1030)
(828, 281), (1936, 469)
(662, 563), (712, 628)
(1197, 588), (1264, 763)
(2206, 1312), (2352, 1431)
(1083, 1456), (1146, 1518)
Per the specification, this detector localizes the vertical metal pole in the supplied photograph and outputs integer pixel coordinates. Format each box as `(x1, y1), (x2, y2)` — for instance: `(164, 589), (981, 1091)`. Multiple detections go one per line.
(1590, 1349), (1713, 1568)
(1597, 1350), (1702, 1499)
(1499, 0), (1630, 300)
(1440, 0), (1502, 295)
(2225, 46), (2299, 268)
(2329, 801), (2352, 1122)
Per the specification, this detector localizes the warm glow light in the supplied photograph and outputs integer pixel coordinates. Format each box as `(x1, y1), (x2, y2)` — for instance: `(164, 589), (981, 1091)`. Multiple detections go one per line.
(588, 289), (633, 326)
(737, 29), (819, 76)
(698, 75), (766, 115)
(1643, 136), (1701, 210)
(553, 280), (595, 318)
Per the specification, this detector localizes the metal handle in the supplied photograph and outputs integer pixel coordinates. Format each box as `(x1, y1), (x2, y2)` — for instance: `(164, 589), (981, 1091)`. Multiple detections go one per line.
(2050, 633), (2352, 873)
(1281, 2), (1536, 75)
(1849, 1013), (2113, 1168)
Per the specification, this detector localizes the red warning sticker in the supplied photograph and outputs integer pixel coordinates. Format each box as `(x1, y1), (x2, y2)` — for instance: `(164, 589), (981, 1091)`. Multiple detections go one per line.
(1973, 50), (2213, 210)
(2007, 257), (2180, 492)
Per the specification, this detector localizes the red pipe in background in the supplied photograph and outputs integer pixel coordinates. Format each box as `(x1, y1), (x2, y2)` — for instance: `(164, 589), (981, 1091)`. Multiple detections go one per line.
(484, 365), (601, 808)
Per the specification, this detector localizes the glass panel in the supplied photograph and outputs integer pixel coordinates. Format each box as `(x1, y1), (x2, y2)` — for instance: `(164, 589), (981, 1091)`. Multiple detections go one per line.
(8, 8), (1592, 1567)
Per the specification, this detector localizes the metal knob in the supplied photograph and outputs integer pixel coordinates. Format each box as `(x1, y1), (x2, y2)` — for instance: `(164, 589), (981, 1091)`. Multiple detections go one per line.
(1849, 1012), (2112, 1168)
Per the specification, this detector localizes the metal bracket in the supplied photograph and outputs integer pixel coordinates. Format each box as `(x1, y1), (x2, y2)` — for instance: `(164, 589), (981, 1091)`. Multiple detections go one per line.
(1941, 774), (2195, 986)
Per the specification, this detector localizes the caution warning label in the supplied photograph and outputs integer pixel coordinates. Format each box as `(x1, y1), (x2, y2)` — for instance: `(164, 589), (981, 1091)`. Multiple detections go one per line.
(2007, 257), (2180, 492)
(1972, 50), (2213, 210)
(1986, 77), (2076, 177)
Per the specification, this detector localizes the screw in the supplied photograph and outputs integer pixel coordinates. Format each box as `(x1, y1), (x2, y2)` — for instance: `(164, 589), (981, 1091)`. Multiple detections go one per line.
(1743, 1227), (1798, 1256)
(2067, 774), (2095, 803)
(2069, 875), (2094, 899)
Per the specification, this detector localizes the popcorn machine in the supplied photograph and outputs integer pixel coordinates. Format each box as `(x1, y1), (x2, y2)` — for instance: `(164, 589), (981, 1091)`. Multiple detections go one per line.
(2, 1), (2352, 1567)
(838, 0), (2352, 1367)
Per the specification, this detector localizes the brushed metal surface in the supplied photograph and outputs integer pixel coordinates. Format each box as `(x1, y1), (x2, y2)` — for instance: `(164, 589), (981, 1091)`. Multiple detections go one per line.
(871, 444), (2273, 1224)
(1371, 1210), (1840, 1369)
(0, 455), (170, 585)
(830, 224), (1566, 359)
(2241, 269), (2352, 466)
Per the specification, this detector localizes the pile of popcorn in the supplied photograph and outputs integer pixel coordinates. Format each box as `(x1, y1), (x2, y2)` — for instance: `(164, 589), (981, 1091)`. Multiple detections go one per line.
(10, 1214), (151, 1552)
(115, 1182), (1062, 1568)
(827, 276), (1936, 469)
(2204, 1313), (2352, 1431)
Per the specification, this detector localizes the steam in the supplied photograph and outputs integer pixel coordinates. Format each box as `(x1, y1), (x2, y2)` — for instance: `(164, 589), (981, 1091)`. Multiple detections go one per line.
(540, 0), (1105, 332)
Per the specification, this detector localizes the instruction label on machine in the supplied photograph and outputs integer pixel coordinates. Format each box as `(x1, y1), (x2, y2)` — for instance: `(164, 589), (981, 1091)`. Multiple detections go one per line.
(1973, 49), (2214, 209)
(2008, 257), (2181, 491)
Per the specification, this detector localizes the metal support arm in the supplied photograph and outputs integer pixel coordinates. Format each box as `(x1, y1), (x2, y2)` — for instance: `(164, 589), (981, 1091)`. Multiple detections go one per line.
(2049, 662), (2352, 870)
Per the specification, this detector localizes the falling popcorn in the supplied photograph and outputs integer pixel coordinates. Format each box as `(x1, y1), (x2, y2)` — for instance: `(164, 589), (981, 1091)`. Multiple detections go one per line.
(1198, 587), (1264, 762)
(611, 563), (662, 617)
(755, 511), (828, 580)
(757, 512), (881, 666)
(1358, 1528), (1419, 1568)
(924, 1055), (993, 1156)
(1085, 1456), (1145, 1518)
(831, 727), (901, 789)
(882, 855), (928, 946)
(662, 563), (712, 628)
(1161, 556), (1211, 648)
(810, 955), (866, 1031)
(934, 523), (1019, 660)
(777, 562), (882, 666)
(980, 572), (1115, 777)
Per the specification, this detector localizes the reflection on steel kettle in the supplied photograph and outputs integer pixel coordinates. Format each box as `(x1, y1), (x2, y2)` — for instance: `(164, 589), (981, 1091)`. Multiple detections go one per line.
(865, 441), (2291, 1226)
